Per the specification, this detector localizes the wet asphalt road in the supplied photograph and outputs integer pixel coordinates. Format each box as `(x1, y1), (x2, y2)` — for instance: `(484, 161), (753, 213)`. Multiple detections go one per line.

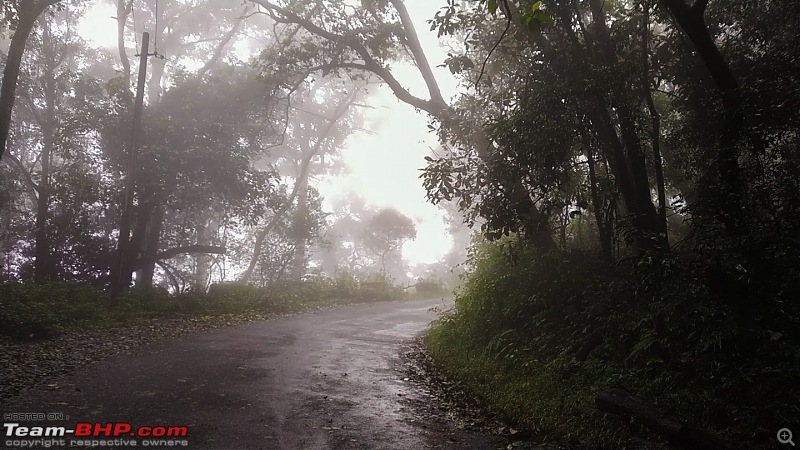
(3, 298), (505, 449)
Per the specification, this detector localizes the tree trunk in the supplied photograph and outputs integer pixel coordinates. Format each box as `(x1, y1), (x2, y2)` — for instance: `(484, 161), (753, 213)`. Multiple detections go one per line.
(124, 198), (156, 287)
(660, 0), (745, 234)
(553, 2), (662, 251)
(33, 124), (53, 280)
(137, 204), (163, 288)
(0, 0), (60, 162)
(110, 33), (149, 298)
(292, 175), (309, 280)
(193, 212), (209, 291)
(584, 134), (613, 265)
(240, 89), (359, 283)
(587, 0), (666, 251)
(33, 18), (57, 280)
(641, 2), (669, 242)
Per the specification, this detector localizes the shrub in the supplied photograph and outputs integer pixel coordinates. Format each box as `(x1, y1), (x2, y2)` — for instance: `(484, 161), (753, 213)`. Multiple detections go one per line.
(427, 235), (800, 448)
(206, 282), (264, 313)
(359, 279), (405, 301)
(116, 286), (191, 315)
(331, 272), (360, 299)
(0, 282), (108, 339)
(414, 278), (449, 298)
(0, 275), (416, 341)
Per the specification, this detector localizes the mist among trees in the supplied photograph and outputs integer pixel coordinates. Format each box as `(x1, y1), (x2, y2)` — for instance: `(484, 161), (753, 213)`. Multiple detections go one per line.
(1, 0), (798, 448)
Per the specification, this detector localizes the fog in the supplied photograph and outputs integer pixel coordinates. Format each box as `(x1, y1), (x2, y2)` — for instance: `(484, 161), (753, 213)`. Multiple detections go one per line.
(1, 0), (472, 288)
(77, 1), (462, 270)
(2, 1), (797, 448)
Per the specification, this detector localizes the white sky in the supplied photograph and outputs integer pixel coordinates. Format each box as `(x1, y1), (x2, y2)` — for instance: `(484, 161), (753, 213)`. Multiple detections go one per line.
(77, 1), (460, 267)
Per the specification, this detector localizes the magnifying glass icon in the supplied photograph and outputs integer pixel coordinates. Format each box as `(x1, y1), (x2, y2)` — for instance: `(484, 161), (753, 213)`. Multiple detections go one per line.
(779, 428), (795, 446)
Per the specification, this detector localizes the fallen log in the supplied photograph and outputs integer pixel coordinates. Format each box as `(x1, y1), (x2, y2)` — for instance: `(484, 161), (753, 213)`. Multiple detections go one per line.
(596, 388), (737, 450)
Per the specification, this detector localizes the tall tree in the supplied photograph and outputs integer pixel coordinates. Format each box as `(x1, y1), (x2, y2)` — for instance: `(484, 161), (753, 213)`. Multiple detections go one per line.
(3, 4), (112, 281)
(0, 0), (62, 162)
(249, 0), (557, 252)
(239, 80), (367, 283)
(363, 207), (417, 278)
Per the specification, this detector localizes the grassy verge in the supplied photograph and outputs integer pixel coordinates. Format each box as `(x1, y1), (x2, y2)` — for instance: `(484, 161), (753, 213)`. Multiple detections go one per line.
(427, 317), (632, 447)
(425, 236), (800, 449)
(0, 276), (408, 341)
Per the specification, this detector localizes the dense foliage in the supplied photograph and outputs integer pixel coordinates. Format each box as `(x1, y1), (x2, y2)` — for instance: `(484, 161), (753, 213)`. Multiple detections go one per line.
(420, 0), (800, 447)
(1, 0), (798, 447)
(429, 235), (799, 447)
(0, 276), (407, 341)
(0, 2), (435, 294)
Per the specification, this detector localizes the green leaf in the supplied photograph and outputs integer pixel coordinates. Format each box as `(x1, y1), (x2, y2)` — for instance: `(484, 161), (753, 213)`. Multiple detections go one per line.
(534, 10), (554, 26)
(488, 0), (498, 16)
(531, 1), (542, 13)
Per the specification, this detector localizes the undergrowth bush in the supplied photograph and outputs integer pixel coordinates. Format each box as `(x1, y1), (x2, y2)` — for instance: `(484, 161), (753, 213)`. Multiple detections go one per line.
(0, 275), (411, 340)
(426, 235), (800, 449)
(413, 277), (449, 298)
(0, 282), (108, 339)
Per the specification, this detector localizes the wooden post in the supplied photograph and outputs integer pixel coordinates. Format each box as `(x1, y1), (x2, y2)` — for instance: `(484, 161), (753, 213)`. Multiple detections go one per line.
(111, 32), (149, 299)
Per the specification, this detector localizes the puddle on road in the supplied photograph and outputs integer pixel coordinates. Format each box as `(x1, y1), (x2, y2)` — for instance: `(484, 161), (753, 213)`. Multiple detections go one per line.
(373, 322), (429, 338)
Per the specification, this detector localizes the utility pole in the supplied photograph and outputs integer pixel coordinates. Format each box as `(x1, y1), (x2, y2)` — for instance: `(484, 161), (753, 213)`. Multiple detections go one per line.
(111, 32), (150, 299)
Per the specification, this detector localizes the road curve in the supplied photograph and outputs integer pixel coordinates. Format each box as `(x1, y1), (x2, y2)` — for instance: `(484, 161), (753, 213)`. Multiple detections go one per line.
(3, 298), (504, 449)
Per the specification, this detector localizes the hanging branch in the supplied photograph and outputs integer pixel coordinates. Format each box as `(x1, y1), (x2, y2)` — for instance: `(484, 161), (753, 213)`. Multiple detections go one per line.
(249, 0), (448, 116)
(156, 260), (182, 293)
(475, 0), (513, 90)
(134, 245), (227, 270)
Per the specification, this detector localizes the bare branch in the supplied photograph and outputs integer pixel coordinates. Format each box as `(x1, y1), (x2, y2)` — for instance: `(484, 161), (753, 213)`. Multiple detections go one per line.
(135, 245), (226, 271)
(240, 88), (361, 283)
(387, 0), (445, 105)
(248, 0), (448, 116)
(197, 5), (250, 77)
(3, 152), (39, 198)
(156, 260), (182, 293)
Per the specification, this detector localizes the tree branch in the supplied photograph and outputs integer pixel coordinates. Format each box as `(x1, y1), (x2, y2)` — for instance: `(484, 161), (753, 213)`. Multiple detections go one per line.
(248, 0), (448, 116)
(155, 244), (226, 261)
(116, 0), (132, 86)
(156, 260), (182, 293)
(134, 244), (226, 270)
(240, 87), (361, 283)
(21, 89), (46, 129)
(197, 6), (249, 77)
(387, 0), (445, 106)
(4, 152), (39, 198)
